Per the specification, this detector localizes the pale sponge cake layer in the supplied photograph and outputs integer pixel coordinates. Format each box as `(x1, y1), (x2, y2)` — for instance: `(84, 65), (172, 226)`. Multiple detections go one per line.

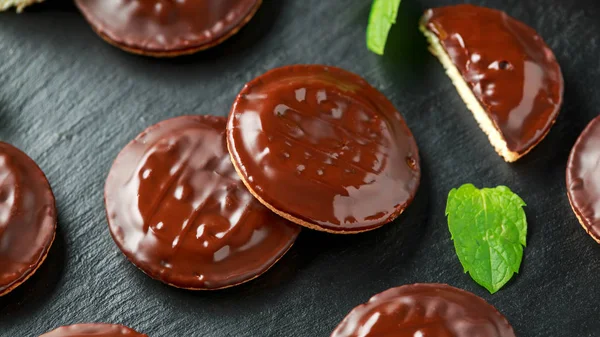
(420, 24), (521, 162)
(0, 0), (43, 12)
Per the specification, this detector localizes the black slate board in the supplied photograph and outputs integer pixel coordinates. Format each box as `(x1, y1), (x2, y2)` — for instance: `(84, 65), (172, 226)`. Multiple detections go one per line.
(1, 0), (600, 336)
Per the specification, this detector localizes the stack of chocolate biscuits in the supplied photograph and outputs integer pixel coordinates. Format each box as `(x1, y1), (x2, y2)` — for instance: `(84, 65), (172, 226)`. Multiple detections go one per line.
(103, 64), (422, 290)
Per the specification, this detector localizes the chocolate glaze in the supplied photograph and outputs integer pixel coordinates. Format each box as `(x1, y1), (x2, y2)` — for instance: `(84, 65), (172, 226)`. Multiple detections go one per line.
(227, 65), (420, 233)
(105, 116), (300, 289)
(0, 142), (56, 295)
(331, 284), (515, 337)
(567, 115), (600, 242)
(75, 0), (261, 53)
(40, 323), (147, 337)
(423, 5), (563, 154)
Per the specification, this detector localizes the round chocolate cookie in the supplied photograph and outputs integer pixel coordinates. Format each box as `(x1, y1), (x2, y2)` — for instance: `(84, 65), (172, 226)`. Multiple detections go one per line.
(331, 283), (515, 337)
(75, 0), (262, 57)
(105, 116), (300, 290)
(567, 115), (600, 243)
(0, 142), (56, 296)
(227, 65), (421, 234)
(40, 323), (147, 337)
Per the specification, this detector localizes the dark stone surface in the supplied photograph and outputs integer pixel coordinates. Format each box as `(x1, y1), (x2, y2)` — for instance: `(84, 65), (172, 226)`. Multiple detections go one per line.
(0, 0), (599, 336)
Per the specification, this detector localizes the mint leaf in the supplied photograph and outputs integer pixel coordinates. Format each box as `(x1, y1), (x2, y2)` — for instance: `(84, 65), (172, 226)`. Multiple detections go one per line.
(445, 184), (527, 294)
(366, 0), (402, 55)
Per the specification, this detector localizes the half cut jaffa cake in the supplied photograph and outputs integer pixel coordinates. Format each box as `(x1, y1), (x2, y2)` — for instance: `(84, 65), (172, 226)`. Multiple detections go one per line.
(420, 5), (563, 162)
(0, 0), (43, 12)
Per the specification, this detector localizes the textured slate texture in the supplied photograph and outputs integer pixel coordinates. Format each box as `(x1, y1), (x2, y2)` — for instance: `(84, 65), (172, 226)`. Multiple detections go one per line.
(1, 0), (599, 336)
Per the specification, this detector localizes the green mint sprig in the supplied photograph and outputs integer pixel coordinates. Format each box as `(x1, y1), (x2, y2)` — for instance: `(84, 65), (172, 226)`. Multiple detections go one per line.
(366, 0), (402, 55)
(446, 184), (527, 294)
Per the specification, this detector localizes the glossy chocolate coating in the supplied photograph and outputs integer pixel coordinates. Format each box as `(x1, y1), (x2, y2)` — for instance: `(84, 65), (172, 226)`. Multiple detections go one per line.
(227, 65), (420, 233)
(567, 116), (600, 242)
(75, 0), (261, 53)
(0, 142), (56, 295)
(331, 284), (515, 337)
(40, 323), (147, 337)
(423, 5), (563, 154)
(105, 116), (299, 289)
